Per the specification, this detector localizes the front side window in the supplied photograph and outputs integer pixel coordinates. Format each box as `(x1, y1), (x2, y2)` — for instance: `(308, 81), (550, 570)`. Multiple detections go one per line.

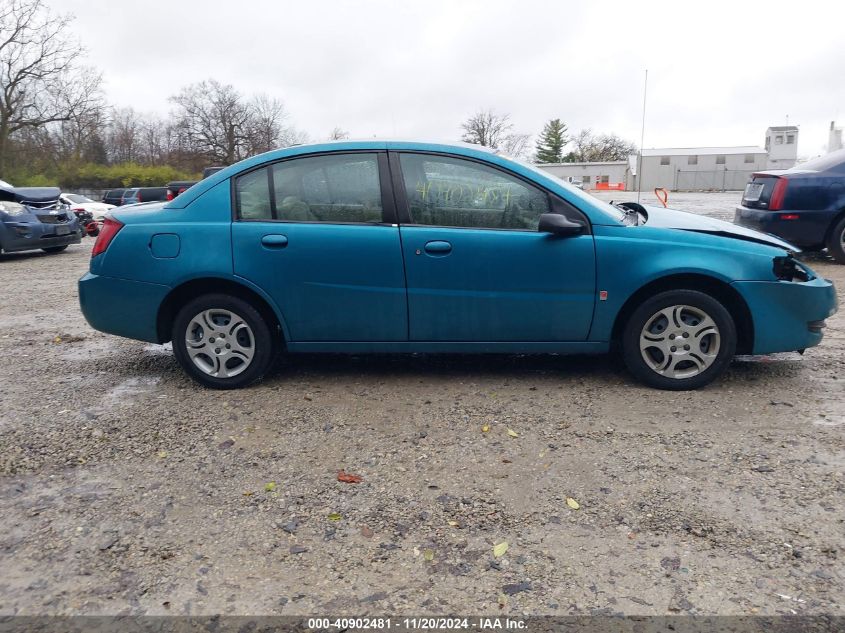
(399, 153), (550, 230)
(235, 153), (383, 223)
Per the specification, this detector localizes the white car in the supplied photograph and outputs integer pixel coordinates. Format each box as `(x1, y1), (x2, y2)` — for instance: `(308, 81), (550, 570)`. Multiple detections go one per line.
(59, 193), (114, 220)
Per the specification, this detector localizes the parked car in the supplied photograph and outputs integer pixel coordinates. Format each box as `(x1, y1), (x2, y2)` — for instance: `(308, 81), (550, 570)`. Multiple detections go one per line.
(166, 167), (226, 201)
(734, 148), (845, 263)
(79, 140), (837, 390)
(1, 182), (82, 255)
(60, 193), (114, 221)
(120, 187), (169, 206)
(102, 189), (127, 206)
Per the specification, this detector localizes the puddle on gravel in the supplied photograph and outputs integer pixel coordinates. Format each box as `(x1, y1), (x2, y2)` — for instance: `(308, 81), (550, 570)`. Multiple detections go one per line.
(733, 352), (805, 363)
(102, 376), (160, 408)
(143, 342), (173, 355)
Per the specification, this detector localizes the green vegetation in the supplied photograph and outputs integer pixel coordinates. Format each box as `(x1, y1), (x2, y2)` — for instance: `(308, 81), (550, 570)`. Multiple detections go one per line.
(534, 119), (569, 164)
(5, 162), (198, 189)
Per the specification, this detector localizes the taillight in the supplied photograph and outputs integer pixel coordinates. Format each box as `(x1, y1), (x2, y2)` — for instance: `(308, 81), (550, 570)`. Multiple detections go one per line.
(769, 178), (788, 210)
(780, 213), (800, 220)
(166, 190), (174, 201)
(91, 217), (124, 257)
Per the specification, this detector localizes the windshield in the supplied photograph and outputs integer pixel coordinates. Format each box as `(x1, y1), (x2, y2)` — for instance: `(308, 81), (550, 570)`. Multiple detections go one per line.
(66, 193), (92, 203)
(506, 156), (628, 223)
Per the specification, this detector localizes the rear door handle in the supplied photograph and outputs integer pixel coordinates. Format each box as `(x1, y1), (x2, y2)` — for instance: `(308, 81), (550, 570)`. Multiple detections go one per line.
(423, 240), (452, 255)
(261, 234), (288, 249)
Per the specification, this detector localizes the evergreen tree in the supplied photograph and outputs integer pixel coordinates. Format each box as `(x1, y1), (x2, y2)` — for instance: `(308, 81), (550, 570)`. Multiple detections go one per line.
(534, 119), (569, 163)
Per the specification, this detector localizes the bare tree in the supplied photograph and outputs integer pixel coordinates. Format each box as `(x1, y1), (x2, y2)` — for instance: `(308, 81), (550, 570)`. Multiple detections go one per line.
(53, 69), (106, 162)
(245, 93), (285, 156)
(501, 132), (531, 159)
(108, 107), (142, 163)
(170, 80), (251, 165)
(0, 0), (101, 173)
(170, 80), (301, 165)
(564, 129), (637, 162)
(328, 126), (348, 141)
(460, 109), (512, 149)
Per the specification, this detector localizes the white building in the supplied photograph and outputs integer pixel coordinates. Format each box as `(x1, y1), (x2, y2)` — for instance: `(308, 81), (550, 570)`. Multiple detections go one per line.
(828, 121), (843, 153)
(536, 161), (629, 190)
(635, 146), (768, 191)
(764, 126), (799, 169)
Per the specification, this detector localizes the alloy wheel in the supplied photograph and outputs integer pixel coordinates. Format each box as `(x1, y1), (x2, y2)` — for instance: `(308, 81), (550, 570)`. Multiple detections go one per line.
(639, 304), (721, 379)
(185, 308), (255, 378)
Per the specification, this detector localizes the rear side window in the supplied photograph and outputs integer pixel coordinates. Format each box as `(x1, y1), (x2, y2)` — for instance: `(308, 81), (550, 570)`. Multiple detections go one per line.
(235, 153), (383, 223)
(236, 169), (272, 219)
(399, 153), (550, 230)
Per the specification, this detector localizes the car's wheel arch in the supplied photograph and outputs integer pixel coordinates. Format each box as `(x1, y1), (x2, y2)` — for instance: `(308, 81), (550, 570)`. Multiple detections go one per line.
(823, 208), (845, 243)
(157, 277), (287, 345)
(610, 273), (754, 354)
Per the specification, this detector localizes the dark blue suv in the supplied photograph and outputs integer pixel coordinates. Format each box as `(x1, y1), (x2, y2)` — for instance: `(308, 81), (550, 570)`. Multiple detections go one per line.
(735, 149), (845, 263)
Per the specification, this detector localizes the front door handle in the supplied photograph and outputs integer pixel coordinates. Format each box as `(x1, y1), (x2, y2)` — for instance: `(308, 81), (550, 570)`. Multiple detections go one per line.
(261, 234), (288, 249)
(423, 240), (452, 255)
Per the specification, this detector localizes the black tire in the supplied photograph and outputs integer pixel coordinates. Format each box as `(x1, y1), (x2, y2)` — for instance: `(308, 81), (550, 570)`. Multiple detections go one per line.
(826, 215), (845, 264)
(622, 289), (737, 390)
(42, 245), (68, 254)
(172, 293), (276, 389)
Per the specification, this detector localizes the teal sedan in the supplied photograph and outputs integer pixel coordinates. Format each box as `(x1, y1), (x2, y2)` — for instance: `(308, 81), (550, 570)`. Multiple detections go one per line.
(79, 140), (838, 390)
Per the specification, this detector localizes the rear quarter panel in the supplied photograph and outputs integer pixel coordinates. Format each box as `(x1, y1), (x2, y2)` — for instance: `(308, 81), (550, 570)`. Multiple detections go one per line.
(91, 180), (233, 285)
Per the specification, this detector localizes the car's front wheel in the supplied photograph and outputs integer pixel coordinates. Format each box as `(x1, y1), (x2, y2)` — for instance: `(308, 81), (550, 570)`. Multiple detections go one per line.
(622, 290), (736, 390)
(172, 294), (276, 389)
(826, 215), (845, 264)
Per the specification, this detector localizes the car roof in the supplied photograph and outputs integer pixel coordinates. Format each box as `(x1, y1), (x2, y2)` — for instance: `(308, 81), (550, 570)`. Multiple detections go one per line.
(165, 139), (624, 226)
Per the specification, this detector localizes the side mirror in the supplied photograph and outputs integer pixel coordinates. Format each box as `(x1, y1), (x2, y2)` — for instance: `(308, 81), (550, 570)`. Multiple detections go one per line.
(538, 213), (584, 237)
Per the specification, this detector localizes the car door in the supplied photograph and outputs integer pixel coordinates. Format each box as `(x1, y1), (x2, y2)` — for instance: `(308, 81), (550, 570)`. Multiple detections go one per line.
(393, 151), (596, 342)
(231, 152), (408, 342)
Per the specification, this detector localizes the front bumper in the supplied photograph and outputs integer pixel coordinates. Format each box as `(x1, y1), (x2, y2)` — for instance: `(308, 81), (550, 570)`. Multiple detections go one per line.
(1, 217), (82, 253)
(734, 206), (833, 249)
(79, 272), (170, 343)
(732, 276), (838, 354)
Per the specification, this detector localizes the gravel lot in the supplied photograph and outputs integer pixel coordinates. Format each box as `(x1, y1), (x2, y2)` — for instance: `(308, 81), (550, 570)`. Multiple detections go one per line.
(1, 193), (843, 617)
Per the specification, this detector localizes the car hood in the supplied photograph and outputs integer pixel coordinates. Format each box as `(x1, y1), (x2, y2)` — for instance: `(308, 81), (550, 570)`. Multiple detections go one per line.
(642, 204), (798, 252)
(0, 186), (61, 205)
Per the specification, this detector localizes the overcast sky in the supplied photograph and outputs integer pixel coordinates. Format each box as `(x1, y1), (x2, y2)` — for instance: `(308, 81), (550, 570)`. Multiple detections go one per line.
(49, 0), (845, 157)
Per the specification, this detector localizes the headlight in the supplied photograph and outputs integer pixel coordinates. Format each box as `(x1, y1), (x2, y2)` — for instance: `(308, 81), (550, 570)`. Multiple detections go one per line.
(0, 201), (27, 216)
(773, 255), (813, 282)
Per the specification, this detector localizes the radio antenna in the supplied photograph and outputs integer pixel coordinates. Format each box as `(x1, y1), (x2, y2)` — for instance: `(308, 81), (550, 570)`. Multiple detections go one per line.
(637, 69), (648, 203)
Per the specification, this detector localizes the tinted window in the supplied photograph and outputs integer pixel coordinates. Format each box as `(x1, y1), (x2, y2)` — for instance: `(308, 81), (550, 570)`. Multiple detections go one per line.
(272, 154), (382, 223)
(235, 168), (273, 220)
(235, 153), (383, 223)
(399, 153), (550, 230)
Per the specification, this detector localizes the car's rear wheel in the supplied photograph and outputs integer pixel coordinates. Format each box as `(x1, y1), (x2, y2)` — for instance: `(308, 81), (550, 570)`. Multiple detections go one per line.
(172, 294), (275, 389)
(622, 290), (736, 390)
(826, 215), (845, 264)
(42, 245), (68, 254)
